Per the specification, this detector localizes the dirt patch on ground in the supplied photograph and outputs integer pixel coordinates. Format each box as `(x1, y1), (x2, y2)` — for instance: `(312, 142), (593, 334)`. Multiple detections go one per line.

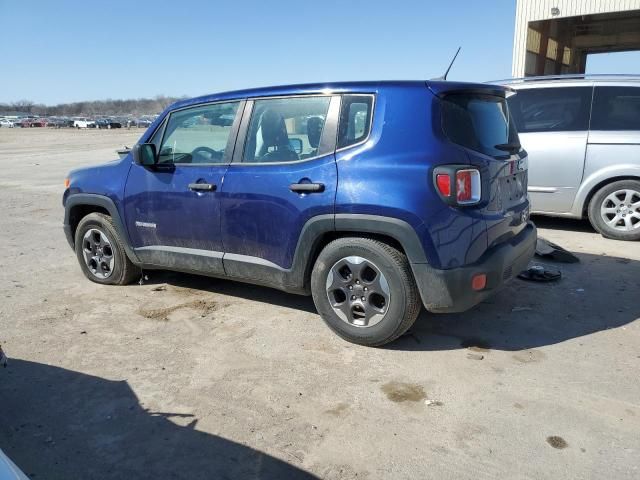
(381, 381), (426, 403)
(513, 349), (547, 364)
(547, 436), (569, 449)
(137, 299), (218, 321)
(324, 402), (350, 417)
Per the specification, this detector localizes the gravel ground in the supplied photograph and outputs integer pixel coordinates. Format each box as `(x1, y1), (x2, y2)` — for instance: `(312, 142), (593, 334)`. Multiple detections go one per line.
(0, 128), (638, 479)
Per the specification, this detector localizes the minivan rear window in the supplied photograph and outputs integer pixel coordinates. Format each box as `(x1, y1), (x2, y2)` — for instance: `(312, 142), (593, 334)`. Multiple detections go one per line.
(441, 93), (519, 157)
(591, 86), (640, 131)
(507, 87), (592, 133)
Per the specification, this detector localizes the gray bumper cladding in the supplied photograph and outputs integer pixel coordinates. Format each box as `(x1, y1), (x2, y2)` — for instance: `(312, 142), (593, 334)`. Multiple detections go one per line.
(412, 222), (537, 313)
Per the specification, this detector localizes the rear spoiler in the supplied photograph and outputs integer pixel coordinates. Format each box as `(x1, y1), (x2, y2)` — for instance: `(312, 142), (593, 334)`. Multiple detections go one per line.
(426, 80), (515, 98)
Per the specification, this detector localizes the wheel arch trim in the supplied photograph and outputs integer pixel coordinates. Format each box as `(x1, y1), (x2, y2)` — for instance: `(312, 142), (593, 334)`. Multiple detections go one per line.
(225, 214), (428, 294)
(291, 213), (427, 291)
(572, 166), (640, 217)
(63, 193), (140, 263)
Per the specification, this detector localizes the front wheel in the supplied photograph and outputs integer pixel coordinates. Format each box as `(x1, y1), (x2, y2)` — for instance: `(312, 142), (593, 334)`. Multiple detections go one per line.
(311, 238), (421, 346)
(74, 213), (140, 285)
(588, 180), (640, 241)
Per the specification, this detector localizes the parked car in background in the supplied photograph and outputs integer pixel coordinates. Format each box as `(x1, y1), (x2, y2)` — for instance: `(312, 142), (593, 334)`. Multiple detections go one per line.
(31, 118), (49, 127)
(62, 80), (535, 346)
(47, 117), (70, 128)
(135, 118), (153, 128)
(0, 118), (14, 128)
(72, 118), (95, 129)
(18, 119), (32, 128)
(497, 75), (640, 241)
(96, 118), (122, 129)
(58, 119), (75, 128)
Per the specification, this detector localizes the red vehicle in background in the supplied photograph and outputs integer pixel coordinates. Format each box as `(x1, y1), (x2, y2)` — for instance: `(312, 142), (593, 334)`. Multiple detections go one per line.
(31, 118), (49, 127)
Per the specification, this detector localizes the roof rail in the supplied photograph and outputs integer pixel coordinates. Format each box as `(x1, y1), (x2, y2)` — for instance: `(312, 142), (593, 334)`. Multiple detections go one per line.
(488, 73), (640, 84)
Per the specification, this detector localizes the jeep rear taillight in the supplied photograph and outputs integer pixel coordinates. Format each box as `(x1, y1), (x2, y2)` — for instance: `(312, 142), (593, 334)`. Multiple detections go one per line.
(455, 169), (481, 204)
(436, 174), (451, 197)
(433, 166), (482, 207)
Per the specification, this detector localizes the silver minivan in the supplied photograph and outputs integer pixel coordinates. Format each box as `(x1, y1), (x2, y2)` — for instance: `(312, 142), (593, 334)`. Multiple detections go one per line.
(498, 75), (640, 241)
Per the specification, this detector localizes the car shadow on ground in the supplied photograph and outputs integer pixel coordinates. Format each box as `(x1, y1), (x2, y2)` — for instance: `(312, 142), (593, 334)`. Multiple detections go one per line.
(391, 250), (639, 352)
(143, 250), (639, 354)
(0, 359), (318, 480)
(531, 214), (596, 233)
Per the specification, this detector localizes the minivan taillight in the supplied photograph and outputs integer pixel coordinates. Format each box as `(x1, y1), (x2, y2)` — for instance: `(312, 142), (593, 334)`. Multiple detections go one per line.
(433, 165), (482, 206)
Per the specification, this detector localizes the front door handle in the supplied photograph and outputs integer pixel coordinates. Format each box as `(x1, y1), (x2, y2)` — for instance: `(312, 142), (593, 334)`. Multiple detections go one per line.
(188, 183), (216, 191)
(289, 182), (325, 193)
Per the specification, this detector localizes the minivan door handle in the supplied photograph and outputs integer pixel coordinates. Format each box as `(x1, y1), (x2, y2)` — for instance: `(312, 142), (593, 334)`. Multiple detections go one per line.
(188, 183), (216, 191)
(289, 182), (325, 193)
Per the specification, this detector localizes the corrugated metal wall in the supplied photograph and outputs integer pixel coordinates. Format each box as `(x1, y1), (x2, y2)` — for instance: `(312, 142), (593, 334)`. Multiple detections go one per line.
(512, 0), (640, 76)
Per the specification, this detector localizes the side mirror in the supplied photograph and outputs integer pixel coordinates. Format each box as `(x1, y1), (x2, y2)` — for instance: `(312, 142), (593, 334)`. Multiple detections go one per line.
(132, 143), (157, 166)
(289, 138), (303, 154)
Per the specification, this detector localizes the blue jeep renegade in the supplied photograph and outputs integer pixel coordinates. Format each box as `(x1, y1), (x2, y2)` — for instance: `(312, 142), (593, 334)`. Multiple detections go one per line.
(63, 80), (536, 346)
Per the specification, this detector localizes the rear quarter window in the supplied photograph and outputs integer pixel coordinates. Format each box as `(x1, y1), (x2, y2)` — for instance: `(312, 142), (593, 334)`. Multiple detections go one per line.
(441, 93), (519, 158)
(337, 95), (373, 149)
(591, 86), (640, 131)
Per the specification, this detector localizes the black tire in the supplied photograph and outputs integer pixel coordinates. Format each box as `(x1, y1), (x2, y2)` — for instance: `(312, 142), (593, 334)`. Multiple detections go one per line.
(311, 237), (421, 347)
(588, 179), (640, 241)
(74, 212), (140, 285)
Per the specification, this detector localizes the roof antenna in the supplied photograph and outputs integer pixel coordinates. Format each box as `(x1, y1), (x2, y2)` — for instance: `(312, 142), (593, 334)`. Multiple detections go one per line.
(433, 47), (461, 81)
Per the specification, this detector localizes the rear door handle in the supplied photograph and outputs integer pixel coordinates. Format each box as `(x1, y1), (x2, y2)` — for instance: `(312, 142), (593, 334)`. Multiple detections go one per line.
(289, 183), (325, 193)
(188, 183), (216, 191)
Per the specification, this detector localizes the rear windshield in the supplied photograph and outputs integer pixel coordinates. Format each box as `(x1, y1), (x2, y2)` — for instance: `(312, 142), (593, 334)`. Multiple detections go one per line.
(441, 93), (519, 157)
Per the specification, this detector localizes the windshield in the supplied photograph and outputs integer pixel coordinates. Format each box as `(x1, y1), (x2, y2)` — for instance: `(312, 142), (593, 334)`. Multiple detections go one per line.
(441, 93), (520, 158)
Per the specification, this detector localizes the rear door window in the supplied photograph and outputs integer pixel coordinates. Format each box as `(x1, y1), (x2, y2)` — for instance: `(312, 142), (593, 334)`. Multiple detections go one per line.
(337, 95), (374, 149)
(242, 96), (331, 163)
(508, 87), (592, 133)
(441, 93), (519, 158)
(591, 86), (640, 131)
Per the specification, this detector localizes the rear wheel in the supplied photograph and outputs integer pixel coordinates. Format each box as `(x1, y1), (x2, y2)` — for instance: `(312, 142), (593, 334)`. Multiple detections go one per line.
(74, 213), (140, 285)
(588, 180), (640, 241)
(311, 238), (421, 346)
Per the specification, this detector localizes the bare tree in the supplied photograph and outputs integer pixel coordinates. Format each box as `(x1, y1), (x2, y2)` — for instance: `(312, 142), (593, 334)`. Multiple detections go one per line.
(0, 96), (185, 116)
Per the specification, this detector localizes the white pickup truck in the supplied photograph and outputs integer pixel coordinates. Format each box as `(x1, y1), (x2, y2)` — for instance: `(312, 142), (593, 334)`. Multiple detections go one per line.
(72, 117), (95, 129)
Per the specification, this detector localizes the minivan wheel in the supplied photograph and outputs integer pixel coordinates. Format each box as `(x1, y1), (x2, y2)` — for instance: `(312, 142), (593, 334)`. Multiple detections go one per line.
(311, 238), (421, 346)
(74, 213), (140, 285)
(588, 180), (640, 241)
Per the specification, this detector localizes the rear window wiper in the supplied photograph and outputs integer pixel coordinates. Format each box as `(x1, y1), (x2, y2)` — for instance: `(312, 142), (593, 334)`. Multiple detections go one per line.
(494, 142), (521, 154)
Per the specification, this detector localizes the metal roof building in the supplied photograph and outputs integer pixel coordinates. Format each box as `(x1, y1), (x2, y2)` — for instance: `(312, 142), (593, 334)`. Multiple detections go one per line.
(512, 0), (640, 77)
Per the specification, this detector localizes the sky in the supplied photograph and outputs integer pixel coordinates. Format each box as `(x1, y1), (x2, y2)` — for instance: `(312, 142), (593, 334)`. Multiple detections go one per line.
(1, 0), (639, 105)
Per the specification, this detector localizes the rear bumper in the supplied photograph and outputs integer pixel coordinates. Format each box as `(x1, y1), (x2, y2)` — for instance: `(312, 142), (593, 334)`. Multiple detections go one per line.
(412, 222), (537, 313)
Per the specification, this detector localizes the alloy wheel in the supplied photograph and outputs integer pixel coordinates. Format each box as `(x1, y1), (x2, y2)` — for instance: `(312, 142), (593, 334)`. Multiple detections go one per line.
(325, 256), (390, 327)
(600, 189), (640, 232)
(82, 228), (115, 279)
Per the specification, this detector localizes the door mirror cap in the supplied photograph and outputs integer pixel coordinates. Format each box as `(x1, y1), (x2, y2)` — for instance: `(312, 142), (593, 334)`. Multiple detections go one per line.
(132, 143), (157, 166)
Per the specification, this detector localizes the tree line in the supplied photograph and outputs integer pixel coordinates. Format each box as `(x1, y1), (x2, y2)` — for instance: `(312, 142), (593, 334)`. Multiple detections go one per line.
(0, 95), (185, 117)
